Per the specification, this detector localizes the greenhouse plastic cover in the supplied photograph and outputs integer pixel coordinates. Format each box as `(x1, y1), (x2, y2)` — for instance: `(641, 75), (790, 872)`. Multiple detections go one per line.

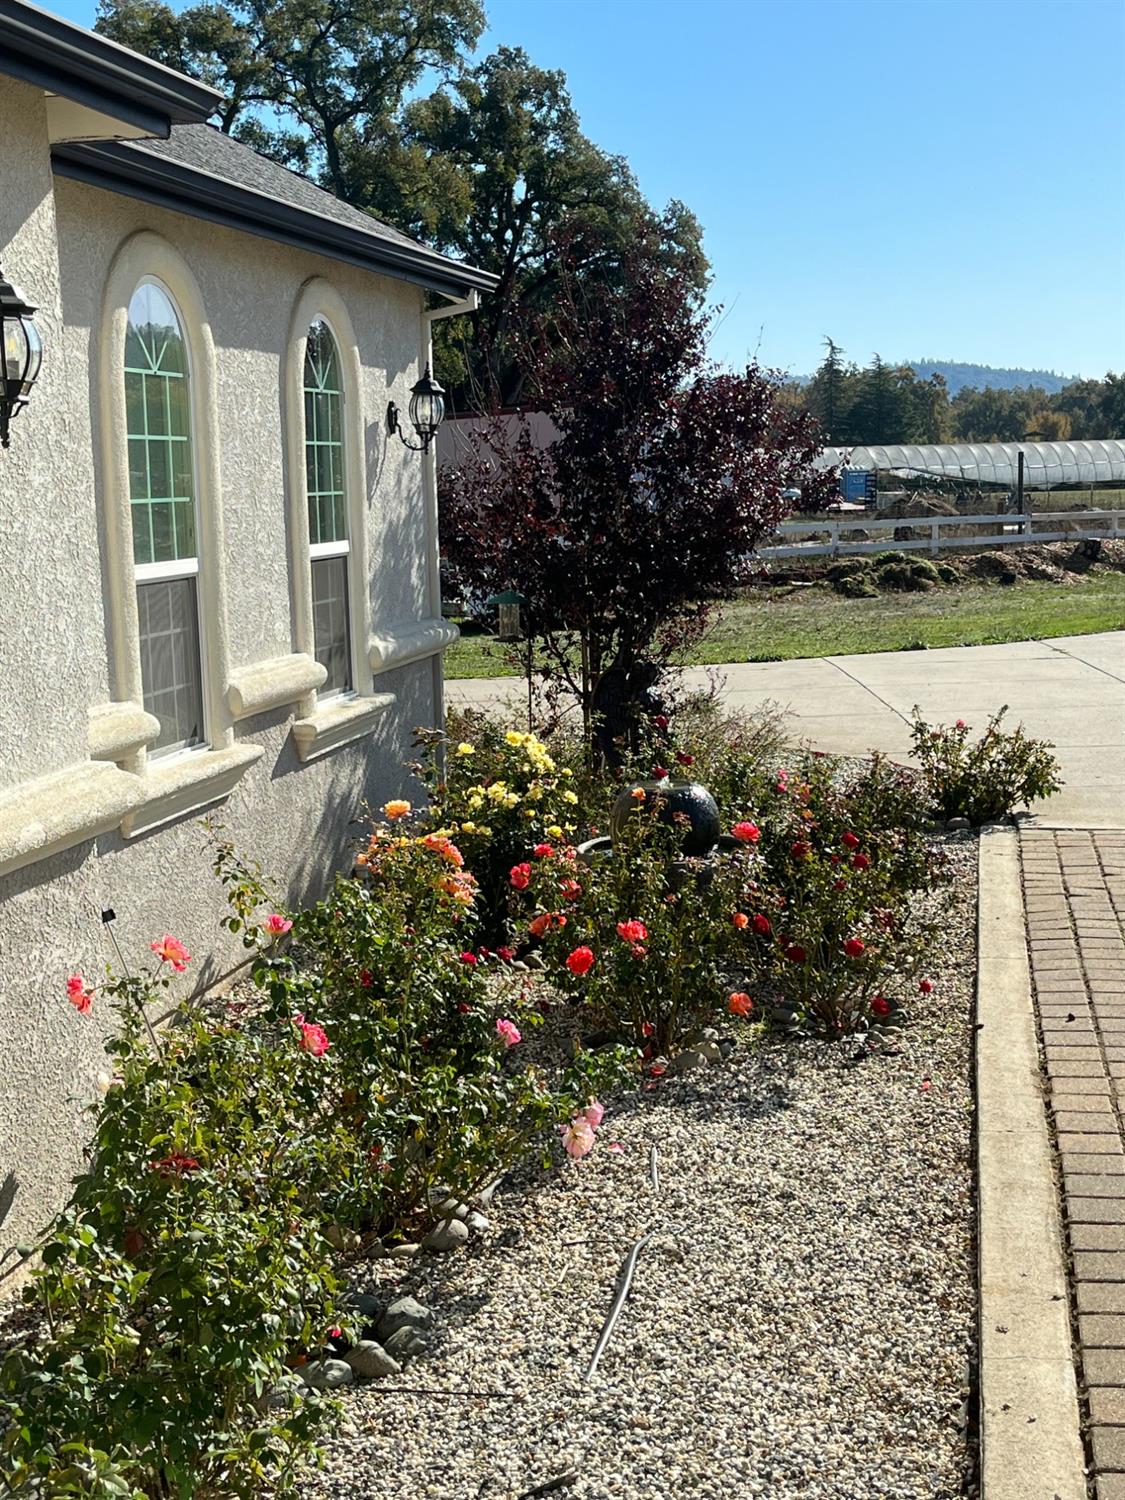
(816, 439), (1125, 487)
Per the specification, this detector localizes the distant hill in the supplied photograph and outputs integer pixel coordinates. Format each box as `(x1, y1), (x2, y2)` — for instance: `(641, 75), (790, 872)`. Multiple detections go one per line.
(906, 360), (1077, 396)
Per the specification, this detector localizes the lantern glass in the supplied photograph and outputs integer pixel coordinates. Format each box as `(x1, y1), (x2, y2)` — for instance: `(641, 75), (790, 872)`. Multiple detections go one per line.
(22, 317), (42, 395)
(2, 308), (40, 397)
(407, 365), (446, 445)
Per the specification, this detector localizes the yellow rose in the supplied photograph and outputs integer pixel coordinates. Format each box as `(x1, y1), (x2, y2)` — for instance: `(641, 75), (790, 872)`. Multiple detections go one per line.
(547, 824), (563, 839)
(460, 821), (477, 834)
(468, 795), (484, 811)
(456, 742), (475, 757)
(562, 789), (578, 805)
(505, 730), (526, 747)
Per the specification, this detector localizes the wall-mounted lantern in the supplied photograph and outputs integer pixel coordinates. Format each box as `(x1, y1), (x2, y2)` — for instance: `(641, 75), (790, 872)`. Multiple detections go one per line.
(0, 263), (42, 450)
(386, 363), (446, 453)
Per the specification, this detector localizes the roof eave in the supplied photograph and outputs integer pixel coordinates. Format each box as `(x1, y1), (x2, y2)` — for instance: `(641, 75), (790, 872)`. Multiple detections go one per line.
(0, 0), (220, 136)
(51, 140), (499, 299)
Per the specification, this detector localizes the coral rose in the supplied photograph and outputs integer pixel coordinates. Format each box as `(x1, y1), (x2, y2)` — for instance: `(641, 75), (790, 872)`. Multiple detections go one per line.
(732, 911), (750, 930)
(731, 821), (760, 843)
(509, 862), (532, 890)
(151, 934), (191, 971)
(66, 973), (93, 1014)
(728, 991), (754, 1018)
(383, 800), (411, 820)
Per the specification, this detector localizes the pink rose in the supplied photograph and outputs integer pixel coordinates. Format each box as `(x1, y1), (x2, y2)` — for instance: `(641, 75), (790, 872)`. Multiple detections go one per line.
(560, 1117), (596, 1159)
(495, 1018), (522, 1048)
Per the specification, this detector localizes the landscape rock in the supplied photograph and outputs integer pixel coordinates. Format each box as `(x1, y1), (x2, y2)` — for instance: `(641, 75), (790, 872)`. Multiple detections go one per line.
(347, 1292), (382, 1320)
(465, 1210), (490, 1234)
(669, 1048), (708, 1074)
(474, 1179), (500, 1208)
(265, 1374), (305, 1410)
(344, 1340), (401, 1380)
(299, 1358), (354, 1391)
(376, 1296), (435, 1341)
(697, 1041), (723, 1064)
(422, 1217), (470, 1252)
(385, 1242), (421, 1260)
(946, 817), (971, 831)
(383, 1326), (429, 1363)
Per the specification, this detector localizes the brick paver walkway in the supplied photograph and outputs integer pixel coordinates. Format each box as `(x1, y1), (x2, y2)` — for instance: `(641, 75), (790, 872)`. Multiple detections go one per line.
(1022, 828), (1125, 1498)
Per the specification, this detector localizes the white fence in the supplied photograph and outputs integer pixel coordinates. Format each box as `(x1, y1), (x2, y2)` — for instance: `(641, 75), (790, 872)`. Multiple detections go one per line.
(759, 509), (1125, 561)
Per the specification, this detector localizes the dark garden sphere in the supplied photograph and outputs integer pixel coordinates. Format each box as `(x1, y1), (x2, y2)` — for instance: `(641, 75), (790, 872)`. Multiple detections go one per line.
(609, 779), (722, 857)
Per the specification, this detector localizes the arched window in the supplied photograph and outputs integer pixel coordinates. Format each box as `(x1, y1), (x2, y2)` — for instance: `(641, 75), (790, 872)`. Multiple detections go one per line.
(303, 319), (352, 696)
(124, 281), (205, 754)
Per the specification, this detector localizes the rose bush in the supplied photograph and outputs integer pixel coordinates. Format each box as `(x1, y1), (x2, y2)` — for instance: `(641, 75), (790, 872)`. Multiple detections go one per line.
(911, 707), (1062, 825)
(412, 716), (581, 939)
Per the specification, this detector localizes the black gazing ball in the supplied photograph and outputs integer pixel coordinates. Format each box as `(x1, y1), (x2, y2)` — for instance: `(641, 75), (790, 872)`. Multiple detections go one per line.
(610, 780), (722, 857)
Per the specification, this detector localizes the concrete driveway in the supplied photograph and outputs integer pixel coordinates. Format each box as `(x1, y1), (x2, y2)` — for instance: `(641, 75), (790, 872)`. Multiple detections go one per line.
(446, 632), (1125, 828)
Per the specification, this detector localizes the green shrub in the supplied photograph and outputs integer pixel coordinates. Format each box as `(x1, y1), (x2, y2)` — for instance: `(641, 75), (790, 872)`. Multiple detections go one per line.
(911, 707), (1063, 824)
(832, 572), (879, 598)
(1, 968), (341, 1499)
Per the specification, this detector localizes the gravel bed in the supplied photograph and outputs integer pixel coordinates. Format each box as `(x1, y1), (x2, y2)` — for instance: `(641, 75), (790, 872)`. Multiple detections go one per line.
(308, 835), (978, 1500)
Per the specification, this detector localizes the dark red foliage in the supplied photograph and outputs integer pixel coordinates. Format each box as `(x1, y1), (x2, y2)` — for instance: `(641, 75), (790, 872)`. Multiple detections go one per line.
(440, 234), (836, 737)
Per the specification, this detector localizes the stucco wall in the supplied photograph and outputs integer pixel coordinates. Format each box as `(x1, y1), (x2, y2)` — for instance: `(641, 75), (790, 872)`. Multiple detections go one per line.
(0, 120), (446, 1261)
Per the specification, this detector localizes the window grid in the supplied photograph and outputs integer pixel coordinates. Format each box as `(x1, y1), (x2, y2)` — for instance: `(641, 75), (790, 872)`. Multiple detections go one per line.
(304, 320), (353, 696)
(125, 288), (196, 568)
(125, 281), (205, 755)
(304, 323), (348, 548)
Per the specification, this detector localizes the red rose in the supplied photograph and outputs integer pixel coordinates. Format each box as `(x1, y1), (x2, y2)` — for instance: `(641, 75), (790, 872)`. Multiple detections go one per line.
(675, 751), (694, 766)
(844, 937), (865, 958)
(566, 946), (595, 976)
(752, 913), (771, 936)
(509, 863), (532, 890)
(728, 991), (754, 1017)
(457, 1002), (472, 1013)
(459, 951), (477, 966)
(919, 977), (934, 994)
(785, 944), (807, 964)
(833, 879), (847, 891)
(791, 841), (810, 860)
(359, 968), (374, 988)
(654, 714), (670, 731)
(533, 844), (554, 859)
(641, 1021), (655, 1038)
(732, 821), (760, 844)
(651, 766), (669, 780)
(852, 853), (870, 870)
(841, 832), (860, 850)
(870, 995), (891, 1017)
(528, 912), (552, 938)
(497, 946), (515, 962)
(560, 878), (582, 902)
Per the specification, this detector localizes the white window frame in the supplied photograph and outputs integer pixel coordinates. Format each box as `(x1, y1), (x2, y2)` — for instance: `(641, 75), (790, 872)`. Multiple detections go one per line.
(126, 274), (210, 759)
(96, 231), (260, 833)
(285, 280), (390, 759)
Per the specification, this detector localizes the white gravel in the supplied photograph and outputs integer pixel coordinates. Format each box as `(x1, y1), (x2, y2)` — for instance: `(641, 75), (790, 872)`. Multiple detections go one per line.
(308, 837), (978, 1500)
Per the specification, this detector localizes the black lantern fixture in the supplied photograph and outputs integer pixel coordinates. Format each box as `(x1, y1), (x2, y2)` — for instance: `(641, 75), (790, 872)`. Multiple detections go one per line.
(386, 363), (446, 453)
(0, 263), (42, 450)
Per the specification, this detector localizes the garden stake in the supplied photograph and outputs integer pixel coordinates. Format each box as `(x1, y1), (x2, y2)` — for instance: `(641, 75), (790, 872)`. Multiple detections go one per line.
(648, 1143), (660, 1193)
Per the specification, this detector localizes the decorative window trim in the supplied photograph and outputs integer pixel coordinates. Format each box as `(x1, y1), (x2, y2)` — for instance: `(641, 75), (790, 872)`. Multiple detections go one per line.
(97, 230), (255, 826)
(292, 692), (396, 763)
(0, 760), (145, 879)
(369, 618), (460, 676)
(121, 742), (263, 839)
(88, 701), (162, 762)
(284, 279), (374, 733)
(226, 653), (327, 720)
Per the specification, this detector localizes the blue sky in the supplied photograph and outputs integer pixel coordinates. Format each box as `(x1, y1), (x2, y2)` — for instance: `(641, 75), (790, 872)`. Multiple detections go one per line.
(56, 0), (1125, 379)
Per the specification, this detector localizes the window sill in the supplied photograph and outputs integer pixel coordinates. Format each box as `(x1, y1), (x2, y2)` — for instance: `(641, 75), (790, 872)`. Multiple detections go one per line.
(88, 701), (162, 762)
(369, 618), (459, 676)
(0, 760), (146, 878)
(292, 693), (396, 762)
(121, 742), (264, 838)
(227, 653), (327, 720)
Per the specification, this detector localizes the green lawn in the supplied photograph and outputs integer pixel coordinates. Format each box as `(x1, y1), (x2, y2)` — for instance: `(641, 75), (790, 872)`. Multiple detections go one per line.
(443, 574), (1125, 679)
